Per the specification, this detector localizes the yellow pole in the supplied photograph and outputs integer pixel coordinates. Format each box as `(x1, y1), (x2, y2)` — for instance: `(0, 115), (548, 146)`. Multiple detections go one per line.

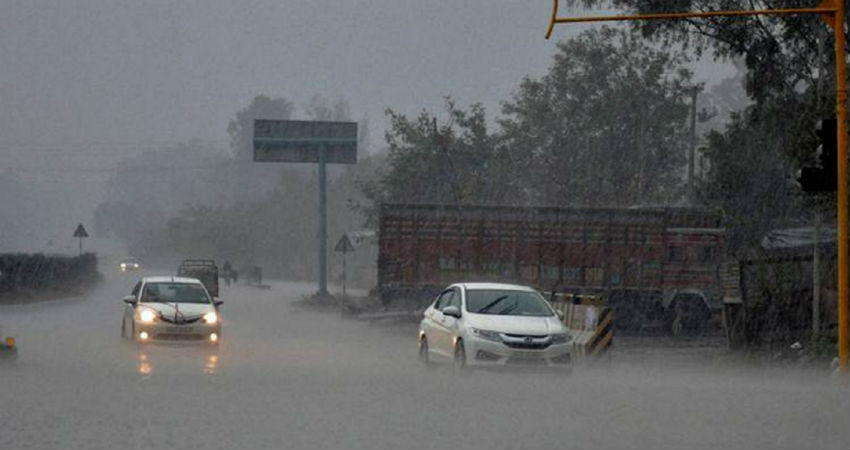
(834, 0), (849, 374)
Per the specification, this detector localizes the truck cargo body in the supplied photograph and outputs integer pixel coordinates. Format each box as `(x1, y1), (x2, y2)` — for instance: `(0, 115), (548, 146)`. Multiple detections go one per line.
(378, 204), (724, 331)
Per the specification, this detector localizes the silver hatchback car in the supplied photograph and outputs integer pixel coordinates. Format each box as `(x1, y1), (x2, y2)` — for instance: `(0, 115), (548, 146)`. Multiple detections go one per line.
(418, 282), (572, 370)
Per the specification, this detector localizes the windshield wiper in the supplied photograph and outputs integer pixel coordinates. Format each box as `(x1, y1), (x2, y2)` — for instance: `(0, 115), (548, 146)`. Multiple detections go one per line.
(476, 295), (509, 313)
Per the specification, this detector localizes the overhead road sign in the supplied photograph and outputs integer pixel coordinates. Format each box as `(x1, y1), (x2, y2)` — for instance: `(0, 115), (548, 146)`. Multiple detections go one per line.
(253, 119), (357, 164)
(253, 119), (358, 297)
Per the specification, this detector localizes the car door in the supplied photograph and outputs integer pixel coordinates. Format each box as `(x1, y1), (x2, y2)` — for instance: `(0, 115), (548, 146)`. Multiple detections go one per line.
(428, 289), (456, 358)
(432, 288), (463, 358)
(124, 281), (141, 327)
(421, 292), (445, 356)
(441, 288), (463, 349)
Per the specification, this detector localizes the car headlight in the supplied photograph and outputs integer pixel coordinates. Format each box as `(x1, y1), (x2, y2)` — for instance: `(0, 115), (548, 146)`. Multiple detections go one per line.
(471, 328), (501, 342)
(203, 311), (218, 324)
(138, 309), (157, 323)
(550, 333), (570, 345)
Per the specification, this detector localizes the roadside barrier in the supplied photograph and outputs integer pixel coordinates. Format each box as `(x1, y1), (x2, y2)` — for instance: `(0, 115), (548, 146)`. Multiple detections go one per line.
(547, 293), (614, 360)
(0, 336), (17, 360)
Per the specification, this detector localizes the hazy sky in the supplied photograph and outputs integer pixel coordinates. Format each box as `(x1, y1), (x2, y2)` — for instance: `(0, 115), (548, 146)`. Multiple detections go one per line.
(0, 1), (734, 251)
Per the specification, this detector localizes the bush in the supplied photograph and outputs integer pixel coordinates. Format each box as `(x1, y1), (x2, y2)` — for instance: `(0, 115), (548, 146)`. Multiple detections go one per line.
(0, 253), (100, 297)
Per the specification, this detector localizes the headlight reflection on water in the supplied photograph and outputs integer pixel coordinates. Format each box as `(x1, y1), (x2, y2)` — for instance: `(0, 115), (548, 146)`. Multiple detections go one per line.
(135, 352), (220, 375)
(204, 354), (218, 375)
(138, 353), (152, 375)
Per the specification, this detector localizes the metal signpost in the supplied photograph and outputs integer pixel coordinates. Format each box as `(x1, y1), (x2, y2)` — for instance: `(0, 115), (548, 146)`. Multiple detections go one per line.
(544, 0), (849, 374)
(73, 223), (88, 256)
(253, 120), (357, 296)
(334, 233), (355, 299)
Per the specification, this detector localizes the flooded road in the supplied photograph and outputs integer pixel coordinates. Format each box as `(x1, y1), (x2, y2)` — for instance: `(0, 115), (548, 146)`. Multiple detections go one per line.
(1, 269), (847, 450)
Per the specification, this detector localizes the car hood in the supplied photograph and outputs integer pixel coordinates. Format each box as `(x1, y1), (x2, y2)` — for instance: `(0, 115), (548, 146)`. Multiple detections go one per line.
(138, 302), (213, 319)
(464, 313), (565, 335)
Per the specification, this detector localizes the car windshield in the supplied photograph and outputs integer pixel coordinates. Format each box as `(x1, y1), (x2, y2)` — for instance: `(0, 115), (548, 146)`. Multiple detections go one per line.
(141, 282), (210, 304)
(465, 289), (553, 317)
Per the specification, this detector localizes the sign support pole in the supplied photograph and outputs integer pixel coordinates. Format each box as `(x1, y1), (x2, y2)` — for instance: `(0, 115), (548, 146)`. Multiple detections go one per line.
(318, 145), (328, 296)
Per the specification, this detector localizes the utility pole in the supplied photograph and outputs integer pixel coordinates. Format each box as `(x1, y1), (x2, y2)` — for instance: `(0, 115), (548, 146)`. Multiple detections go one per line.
(813, 29), (825, 338)
(318, 145), (328, 296)
(688, 86), (700, 203)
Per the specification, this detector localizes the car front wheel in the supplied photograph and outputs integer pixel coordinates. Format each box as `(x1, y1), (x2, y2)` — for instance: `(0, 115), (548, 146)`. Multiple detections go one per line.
(418, 336), (431, 369)
(453, 340), (467, 373)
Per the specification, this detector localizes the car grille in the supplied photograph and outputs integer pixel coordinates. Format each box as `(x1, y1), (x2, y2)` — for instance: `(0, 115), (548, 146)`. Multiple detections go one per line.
(501, 333), (551, 350)
(159, 315), (202, 324)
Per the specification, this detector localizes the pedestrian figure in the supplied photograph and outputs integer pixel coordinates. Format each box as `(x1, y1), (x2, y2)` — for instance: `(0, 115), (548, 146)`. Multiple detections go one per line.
(222, 260), (233, 287)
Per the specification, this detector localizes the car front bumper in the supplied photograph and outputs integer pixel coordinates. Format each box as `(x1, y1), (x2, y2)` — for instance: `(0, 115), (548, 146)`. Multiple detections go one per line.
(134, 321), (221, 344)
(465, 337), (572, 368)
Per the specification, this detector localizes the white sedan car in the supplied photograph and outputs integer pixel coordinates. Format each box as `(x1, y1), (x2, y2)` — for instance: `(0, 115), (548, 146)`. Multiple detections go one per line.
(121, 276), (222, 344)
(418, 282), (572, 370)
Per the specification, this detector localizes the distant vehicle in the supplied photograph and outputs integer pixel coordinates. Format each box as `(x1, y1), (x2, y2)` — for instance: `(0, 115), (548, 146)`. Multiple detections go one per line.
(418, 282), (572, 370)
(177, 260), (219, 297)
(379, 203), (725, 334)
(118, 257), (141, 272)
(121, 276), (223, 344)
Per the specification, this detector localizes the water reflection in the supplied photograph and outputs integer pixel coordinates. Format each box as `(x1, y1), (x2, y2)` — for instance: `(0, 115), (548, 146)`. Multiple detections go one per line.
(135, 350), (220, 375)
(204, 354), (218, 374)
(138, 352), (152, 375)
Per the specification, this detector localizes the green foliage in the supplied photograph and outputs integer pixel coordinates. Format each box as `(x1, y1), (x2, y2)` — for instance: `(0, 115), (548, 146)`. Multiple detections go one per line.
(500, 27), (692, 206)
(564, 0), (840, 102)
(562, 1), (840, 250)
(367, 28), (694, 210)
(228, 95), (295, 161)
(698, 98), (813, 252)
(0, 253), (99, 295)
(363, 99), (510, 210)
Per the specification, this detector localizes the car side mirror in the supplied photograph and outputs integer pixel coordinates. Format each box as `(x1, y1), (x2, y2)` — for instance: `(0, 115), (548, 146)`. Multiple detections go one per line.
(213, 300), (223, 307)
(123, 295), (137, 305)
(556, 310), (565, 320)
(442, 306), (461, 318)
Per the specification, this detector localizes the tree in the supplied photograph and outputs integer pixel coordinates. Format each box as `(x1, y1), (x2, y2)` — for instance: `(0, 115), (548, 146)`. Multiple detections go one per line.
(359, 99), (511, 221)
(563, 1), (839, 250)
(499, 27), (693, 207)
(564, 0), (842, 104)
(228, 95), (295, 161)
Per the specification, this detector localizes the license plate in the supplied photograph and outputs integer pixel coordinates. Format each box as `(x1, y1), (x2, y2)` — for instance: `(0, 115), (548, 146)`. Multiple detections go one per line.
(165, 326), (192, 333)
(510, 351), (542, 360)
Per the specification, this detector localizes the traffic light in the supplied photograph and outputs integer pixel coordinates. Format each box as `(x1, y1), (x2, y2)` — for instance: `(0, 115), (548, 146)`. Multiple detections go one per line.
(798, 118), (838, 192)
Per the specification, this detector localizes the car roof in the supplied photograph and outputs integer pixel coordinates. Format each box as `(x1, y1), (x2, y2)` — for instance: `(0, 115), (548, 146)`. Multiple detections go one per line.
(142, 276), (202, 284)
(453, 282), (537, 292)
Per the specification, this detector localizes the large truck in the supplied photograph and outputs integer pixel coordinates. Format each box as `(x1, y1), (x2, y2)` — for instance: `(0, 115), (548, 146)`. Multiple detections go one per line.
(177, 259), (219, 298)
(378, 203), (725, 333)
